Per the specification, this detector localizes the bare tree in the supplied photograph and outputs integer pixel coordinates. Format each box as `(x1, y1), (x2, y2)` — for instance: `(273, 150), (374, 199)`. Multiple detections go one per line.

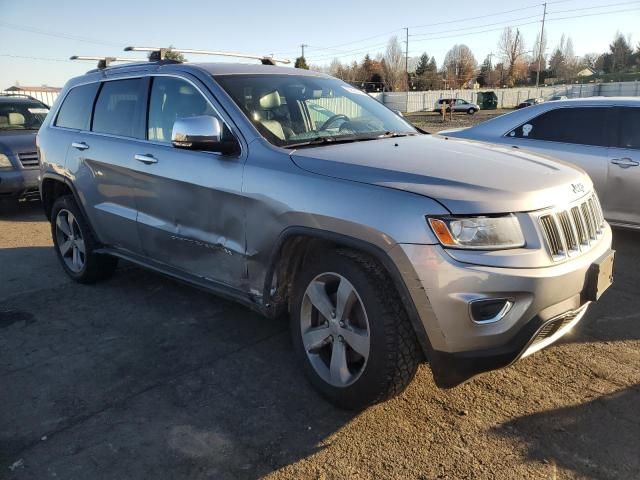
(442, 44), (477, 88)
(531, 30), (547, 74)
(498, 27), (526, 86)
(382, 36), (406, 91)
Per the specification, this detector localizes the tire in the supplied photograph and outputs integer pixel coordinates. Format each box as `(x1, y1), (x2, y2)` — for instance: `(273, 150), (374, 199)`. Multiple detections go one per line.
(290, 249), (421, 410)
(50, 195), (118, 283)
(467, 108), (476, 115)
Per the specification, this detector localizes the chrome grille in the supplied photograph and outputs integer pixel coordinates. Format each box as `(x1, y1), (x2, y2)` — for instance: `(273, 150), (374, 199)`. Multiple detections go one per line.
(18, 152), (39, 168)
(539, 193), (605, 261)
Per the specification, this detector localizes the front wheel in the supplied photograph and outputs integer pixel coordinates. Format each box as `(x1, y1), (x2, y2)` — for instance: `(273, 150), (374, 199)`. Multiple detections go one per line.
(467, 108), (477, 115)
(290, 249), (421, 410)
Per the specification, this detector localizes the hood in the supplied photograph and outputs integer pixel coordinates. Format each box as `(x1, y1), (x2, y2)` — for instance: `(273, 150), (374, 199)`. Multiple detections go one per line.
(290, 135), (591, 214)
(0, 130), (38, 154)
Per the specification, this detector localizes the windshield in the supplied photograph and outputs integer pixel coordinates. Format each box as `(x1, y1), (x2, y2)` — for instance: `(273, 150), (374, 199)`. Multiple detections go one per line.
(0, 99), (49, 131)
(214, 74), (417, 147)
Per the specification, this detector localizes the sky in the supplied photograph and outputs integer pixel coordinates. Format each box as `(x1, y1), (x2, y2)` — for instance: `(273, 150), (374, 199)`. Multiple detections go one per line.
(1, 0), (639, 88)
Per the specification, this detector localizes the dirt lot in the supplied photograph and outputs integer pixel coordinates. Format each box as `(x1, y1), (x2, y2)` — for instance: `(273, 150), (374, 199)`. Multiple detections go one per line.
(406, 109), (510, 133)
(1, 197), (639, 478)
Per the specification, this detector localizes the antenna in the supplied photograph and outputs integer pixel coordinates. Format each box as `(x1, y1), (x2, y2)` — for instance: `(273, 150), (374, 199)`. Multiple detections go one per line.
(70, 56), (144, 69)
(123, 46), (291, 65)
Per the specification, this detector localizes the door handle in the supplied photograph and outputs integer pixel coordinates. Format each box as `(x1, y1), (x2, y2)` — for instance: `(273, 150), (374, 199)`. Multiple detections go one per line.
(134, 154), (158, 165)
(71, 142), (89, 151)
(611, 157), (639, 168)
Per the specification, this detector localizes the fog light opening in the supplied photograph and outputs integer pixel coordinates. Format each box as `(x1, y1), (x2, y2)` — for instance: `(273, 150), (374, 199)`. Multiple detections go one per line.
(470, 298), (513, 324)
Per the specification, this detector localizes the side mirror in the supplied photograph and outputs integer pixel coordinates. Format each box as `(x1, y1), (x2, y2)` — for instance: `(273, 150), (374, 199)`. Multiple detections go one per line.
(172, 116), (223, 152)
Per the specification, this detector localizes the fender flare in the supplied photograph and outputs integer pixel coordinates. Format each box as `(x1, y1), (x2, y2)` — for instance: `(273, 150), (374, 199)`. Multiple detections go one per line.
(262, 226), (436, 361)
(40, 173), (97, 237)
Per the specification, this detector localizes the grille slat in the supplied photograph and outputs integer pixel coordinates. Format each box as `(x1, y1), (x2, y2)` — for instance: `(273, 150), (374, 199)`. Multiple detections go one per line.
(539, 193), (604, 261)
(18, 152), (39, 168)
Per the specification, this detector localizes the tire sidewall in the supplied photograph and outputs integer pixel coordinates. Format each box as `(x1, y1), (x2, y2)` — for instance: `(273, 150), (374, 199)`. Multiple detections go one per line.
(290, 252), (396, 409)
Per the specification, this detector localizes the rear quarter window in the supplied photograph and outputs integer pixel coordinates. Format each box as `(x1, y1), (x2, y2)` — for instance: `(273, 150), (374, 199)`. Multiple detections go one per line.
(506, 107), (609, 147)
(55, 83), (99, 130)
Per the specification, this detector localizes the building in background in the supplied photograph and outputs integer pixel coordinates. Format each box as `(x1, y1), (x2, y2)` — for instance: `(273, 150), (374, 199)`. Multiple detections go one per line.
(3, 85), (61, 106)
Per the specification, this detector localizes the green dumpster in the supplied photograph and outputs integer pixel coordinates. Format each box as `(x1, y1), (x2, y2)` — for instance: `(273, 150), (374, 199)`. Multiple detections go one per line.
(477, 91), (498, 110)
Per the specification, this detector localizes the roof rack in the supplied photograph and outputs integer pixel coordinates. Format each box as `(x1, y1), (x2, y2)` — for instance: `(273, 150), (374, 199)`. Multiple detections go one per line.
(124, 46), (290, 65)
(70, 55), (145, 69)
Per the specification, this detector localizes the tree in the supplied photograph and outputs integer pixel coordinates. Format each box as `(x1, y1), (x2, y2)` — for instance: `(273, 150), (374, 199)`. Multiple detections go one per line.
(608, 32), (633, 72)
(442, 44), (477, 88)
(294, 56), (309, 69)
(497, 27), (526, 86)
(531, 30), (548, 75)
(382, 36), (406, 91)
(415, 53), (430, 76)
(149, 45), (186, 62)
(478, 55), (497, 87)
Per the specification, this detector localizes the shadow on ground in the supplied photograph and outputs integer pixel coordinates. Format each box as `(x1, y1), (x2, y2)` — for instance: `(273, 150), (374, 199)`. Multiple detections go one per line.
(0, 263), (355, 479)
(0, 199), (44, 222)
(494, 385), (640, 479)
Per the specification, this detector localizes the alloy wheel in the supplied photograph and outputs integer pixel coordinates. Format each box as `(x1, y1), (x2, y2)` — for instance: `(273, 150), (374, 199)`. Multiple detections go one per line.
(300, 272), (371, 387)
(55, 208), (86, 273)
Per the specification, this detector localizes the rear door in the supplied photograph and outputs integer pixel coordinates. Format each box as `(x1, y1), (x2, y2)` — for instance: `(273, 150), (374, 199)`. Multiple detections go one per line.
(68, 77), (148, 254)
(132, 75), (247, 288)
(501, 106), (613, 211)
(606, 107), (640, 226)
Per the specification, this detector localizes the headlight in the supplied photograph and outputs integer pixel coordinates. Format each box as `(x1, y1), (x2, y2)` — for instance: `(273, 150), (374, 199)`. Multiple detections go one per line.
(428, 214), (525, 249)
(0, 153), (12, 169)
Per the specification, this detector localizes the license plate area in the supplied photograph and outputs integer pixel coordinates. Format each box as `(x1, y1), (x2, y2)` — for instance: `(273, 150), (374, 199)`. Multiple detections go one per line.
(584, 250), (615, 301)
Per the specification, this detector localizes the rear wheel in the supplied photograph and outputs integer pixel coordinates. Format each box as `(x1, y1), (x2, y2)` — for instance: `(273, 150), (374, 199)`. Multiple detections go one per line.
(290, 249), (421, 410)
(51, 195), (118, 283)
(467, 107), (476, 115)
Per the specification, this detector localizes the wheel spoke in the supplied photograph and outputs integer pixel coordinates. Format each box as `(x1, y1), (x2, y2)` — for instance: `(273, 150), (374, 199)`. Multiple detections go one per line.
(59, 239), (73, 256)
(56, 213), (71, 236)
(302, 325), (331, 351)
(67, 211), (77, 236)
(329, 340), (351, 385)
(75, 238), (86, 254)
(72, 245), (80, 268)
(340, 326), (369, 358)
(335, 278), (357, 322)
(306, 281), (335, 321)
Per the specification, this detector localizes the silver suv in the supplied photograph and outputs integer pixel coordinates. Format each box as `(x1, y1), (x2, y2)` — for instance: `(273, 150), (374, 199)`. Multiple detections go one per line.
(38, 50), (614, 409)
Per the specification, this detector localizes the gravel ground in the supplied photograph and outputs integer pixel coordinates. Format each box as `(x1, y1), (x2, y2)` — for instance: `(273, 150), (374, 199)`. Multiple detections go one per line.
(407, 109), (510, 133)
(1, 188), (639, 478)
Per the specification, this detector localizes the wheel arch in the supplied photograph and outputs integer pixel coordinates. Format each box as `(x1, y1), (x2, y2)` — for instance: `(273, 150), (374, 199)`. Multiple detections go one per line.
(262, 226), (435, 360)
(40, 174), (96, 238)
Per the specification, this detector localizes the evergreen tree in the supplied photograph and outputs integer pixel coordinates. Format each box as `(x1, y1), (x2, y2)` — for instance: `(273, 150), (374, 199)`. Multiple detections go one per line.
(294, 56), (309, 69)
(415, 53), (430, 76)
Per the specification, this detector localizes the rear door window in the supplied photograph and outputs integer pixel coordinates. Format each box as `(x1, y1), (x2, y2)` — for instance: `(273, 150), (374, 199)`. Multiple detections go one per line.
(92, 79), (145, 138)
(55, 83), (99, 130)
(506, 107), (609, 147)
(617, 107), (640, 150)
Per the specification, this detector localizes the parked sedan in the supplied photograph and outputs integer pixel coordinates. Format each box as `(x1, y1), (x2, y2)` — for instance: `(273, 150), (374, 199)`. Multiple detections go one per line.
(440, 97), (640, 229)
(433, 98), (480, 114)
(516, 97), (544, 109)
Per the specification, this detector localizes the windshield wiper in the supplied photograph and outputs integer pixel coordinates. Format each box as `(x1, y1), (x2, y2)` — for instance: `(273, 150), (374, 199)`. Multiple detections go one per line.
(284, 135), (380, 149)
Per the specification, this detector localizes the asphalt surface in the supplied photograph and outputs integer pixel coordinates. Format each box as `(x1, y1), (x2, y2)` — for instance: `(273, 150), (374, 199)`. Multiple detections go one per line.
(1, 199), (639, 480)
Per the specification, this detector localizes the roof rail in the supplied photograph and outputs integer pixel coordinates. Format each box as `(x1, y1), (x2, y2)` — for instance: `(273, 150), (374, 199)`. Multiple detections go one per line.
(70, 55), (145, 69)
(124, 46), (290, 65)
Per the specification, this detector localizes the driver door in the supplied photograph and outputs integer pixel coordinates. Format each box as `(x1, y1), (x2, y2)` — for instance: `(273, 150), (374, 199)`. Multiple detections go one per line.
(132, 75), (247, 288)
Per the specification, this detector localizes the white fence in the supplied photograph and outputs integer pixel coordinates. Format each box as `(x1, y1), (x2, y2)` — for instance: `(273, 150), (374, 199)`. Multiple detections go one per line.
(370, 81), (640, 112)
(2, 89), (60, 107)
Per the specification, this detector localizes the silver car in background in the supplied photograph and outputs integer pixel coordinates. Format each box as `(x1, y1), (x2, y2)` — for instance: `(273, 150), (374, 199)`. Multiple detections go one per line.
(441, 98), (640, 229)
(433, 98), (480, 114)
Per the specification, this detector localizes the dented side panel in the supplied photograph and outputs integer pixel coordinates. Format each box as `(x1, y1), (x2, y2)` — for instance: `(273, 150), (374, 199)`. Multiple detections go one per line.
(242, 138), (446, 299)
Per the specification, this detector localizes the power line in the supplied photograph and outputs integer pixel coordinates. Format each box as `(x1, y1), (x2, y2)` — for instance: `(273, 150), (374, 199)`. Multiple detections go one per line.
(408, 3), (543, 29)
(0, 54), (73, 63)
(548, 0), (640, 14)
(0, 21), (123, 47)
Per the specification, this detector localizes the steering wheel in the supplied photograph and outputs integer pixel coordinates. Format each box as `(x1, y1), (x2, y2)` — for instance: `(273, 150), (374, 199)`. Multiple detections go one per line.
(319, 114), (350, 131)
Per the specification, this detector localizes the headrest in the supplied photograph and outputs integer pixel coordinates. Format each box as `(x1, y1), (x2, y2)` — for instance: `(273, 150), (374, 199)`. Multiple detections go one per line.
(259, 91), (281, 109)
(8, 112), (25, 125)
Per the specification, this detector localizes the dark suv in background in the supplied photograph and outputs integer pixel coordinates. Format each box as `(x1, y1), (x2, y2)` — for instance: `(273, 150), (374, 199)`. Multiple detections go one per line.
(0, 94), (49, 200)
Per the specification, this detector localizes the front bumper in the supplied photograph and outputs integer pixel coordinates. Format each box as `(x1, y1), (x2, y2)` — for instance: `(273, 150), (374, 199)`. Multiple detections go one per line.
(0, 168), (40, 198)
(389, 224), (613, 387)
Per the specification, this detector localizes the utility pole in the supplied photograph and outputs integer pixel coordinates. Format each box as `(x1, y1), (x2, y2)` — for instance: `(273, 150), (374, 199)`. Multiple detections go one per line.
(536, 2), (547, 88)
(300, 44), (308, 59)
(404, 27), (409, 86)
